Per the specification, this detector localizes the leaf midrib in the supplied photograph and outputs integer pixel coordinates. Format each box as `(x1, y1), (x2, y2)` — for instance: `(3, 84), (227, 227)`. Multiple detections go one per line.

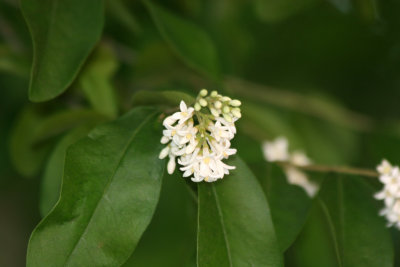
(212, 185), (233, 267)
(318, 178), (345, 267)
(64, 110), (158, 265)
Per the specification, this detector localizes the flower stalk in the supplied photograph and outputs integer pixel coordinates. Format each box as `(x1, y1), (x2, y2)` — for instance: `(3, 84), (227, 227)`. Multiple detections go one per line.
(277, 161), (379, 178)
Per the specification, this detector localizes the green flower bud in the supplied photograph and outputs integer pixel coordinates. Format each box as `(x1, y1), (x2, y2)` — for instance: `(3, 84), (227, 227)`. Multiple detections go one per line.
(210, 108), (219, 117)
(231, 108), (241, 118)
(200, 89), (208, 97)
(230, 99), (241, 107)
(194, 103), (201, 111)
(214, 101), (222, 109)
(210, 90), (218, 97)
(223, 106), (230, 113)
(223, 113), (232, 122)
(199, 98), (208, 107)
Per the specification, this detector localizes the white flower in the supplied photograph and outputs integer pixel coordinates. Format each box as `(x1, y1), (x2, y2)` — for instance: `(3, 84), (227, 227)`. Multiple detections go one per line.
(159, 90), (241, 182)
(291, 151), (311, 166)
(262, 137), (290, 162)
(284, 167), (318, 197)
(262, 137), (319, 198)
(167, 156), (176, 174)
(375, 159), (400, 230)
(377, 159), (392, 175)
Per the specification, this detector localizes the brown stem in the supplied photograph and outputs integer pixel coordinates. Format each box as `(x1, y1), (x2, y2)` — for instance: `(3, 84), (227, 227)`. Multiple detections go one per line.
(277, 161), (379, 178)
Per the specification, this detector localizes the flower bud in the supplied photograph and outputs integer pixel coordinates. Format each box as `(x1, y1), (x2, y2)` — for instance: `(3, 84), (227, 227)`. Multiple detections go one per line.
(194, 103), (201, 111)
(159, 146), (170, 159)
(199, 98), (208, 107)
(223, 106), (230, 113)
(160, 136), (170, 144)
(230, 99), (241, 107)
(167, 156), (176, 174)
(214, 101), (222, 109)
(210, 108), (219, 117)
(231, 108), (241, 118)
(200, 89), (208, 96)
(211, 90), (218, 97)
(221, 96), (231, 102)
(223, 113), (232, 122)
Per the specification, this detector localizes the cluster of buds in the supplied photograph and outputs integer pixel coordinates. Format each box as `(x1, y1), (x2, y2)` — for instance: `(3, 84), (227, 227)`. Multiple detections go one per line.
(262, 137), (318, 197)
(375, 160), (400, 229)
(159, 89), (241, 182)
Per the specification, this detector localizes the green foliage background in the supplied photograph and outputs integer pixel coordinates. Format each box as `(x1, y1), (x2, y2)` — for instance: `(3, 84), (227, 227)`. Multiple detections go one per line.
(1, 0), (400, 266)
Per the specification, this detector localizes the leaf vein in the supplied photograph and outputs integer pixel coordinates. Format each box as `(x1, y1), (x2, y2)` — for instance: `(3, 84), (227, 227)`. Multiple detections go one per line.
(64, 110), (158, 265)
(212, 185), (233, 267)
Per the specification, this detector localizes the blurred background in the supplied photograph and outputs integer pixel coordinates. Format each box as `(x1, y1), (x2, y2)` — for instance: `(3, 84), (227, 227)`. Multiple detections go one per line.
(1, 0), (400, 266)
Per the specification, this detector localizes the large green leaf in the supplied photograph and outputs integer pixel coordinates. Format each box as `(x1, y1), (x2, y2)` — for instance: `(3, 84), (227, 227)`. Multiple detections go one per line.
(197, 156), (283, 266)
(318, 176), (393, 266)
(27, 107), (165, 267)
(39, 125), (93, 217)
(21, 0), (104, 101)
(266, 164), (312, 252)
(285, 200), (339, 267)
(144, 0), (220, 79)
(123, 171), (196, 267)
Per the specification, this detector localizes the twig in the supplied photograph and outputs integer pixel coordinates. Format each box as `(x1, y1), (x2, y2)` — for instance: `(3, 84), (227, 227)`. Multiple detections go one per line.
(277, 161), (379, 178)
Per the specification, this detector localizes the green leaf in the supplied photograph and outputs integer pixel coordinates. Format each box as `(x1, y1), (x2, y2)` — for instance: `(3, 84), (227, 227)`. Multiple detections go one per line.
(254, 0), (316, 23)
(79, 44), (119, 118)
(27, 107), (165, 267)
(318, 176), (393, 266)
(132, 90), (195, 108)
(33, 109), (106, 145)
(266, 164), (312, 252)
(0, 44), (30, 77)
(285, 200), (339, 267)
(144, 0), (220, 79)
(197, 156), (283, 267)
(39, 125), (93, 217)
(123, 171), (196, 267)
(20, 0), (105, 102)
(9, 105), (53, 177)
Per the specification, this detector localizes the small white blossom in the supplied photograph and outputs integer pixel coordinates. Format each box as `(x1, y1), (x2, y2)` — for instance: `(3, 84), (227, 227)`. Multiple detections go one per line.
(375, 159), (400, 229)
(262, 137), (319, 197)
(284, 167), (318, 197)
(160, 92), (241, 183)
(262, 137), (289, 162)
(377, 159), (392, 175)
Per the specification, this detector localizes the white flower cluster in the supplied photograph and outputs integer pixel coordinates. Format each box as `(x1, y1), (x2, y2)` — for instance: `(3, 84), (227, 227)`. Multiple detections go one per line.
(262, 137), (318, 197)
(374, 159), (400, 229)
(159, 89), (241, 182)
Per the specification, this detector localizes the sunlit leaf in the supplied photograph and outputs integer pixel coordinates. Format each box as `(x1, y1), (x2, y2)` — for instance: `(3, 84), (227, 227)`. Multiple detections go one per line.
(197, 156), (283, 266)
(144, 0), (220, 80)
(27, 107), (165, 266)
(20, 0), (104, 101)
